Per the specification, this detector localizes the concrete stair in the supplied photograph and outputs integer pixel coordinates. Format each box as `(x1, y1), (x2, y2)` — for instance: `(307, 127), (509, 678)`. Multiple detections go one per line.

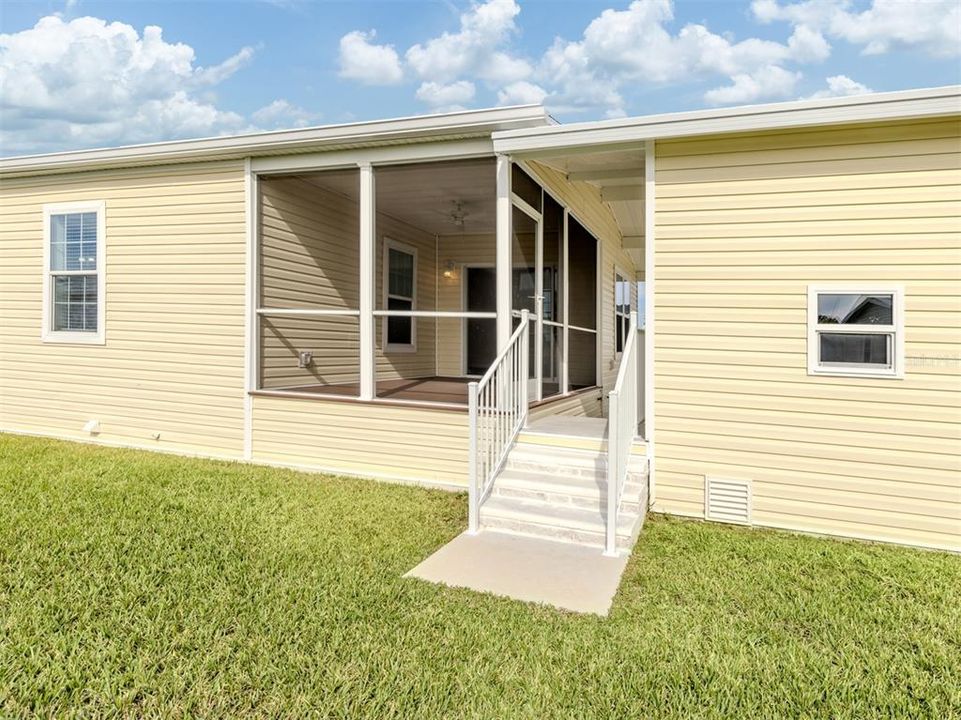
(480, 431), (648, 554)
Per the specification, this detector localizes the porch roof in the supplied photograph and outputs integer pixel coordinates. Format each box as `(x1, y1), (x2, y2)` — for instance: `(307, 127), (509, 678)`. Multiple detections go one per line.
(491, 85), (961, 155)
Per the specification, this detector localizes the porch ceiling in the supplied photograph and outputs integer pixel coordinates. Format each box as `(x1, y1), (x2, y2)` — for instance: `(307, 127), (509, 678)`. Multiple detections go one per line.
(296, 158), (496, 236)
(533, 148), (646, 267)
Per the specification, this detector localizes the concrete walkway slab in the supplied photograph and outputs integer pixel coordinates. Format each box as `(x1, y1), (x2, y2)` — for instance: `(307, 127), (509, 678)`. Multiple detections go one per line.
(405, 530), (629, 615)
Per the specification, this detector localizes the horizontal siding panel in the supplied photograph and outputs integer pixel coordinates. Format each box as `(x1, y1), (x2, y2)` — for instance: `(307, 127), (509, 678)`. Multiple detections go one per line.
(656, 441), (959, 487)
(654, 118), (961, 550)
(657, 416), (957, 458)
(0, 160), (247, 458)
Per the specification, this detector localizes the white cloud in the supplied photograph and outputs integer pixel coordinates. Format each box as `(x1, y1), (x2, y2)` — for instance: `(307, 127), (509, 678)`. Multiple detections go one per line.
(337, 30), (403, 85)
(406, 0), (529, 84)
(704, 65), (802, 104)
(497, 80), (548, 106)
(752, 0), (961, 57)
(804, 74), (873, 99)
(0, 15), (255, 154)
(415, 80), (476, 111)
(535, 0), (824, 115)
(251, 99), (319, 128)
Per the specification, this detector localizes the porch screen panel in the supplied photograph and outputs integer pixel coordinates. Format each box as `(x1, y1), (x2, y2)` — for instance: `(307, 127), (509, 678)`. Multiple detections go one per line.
(512, 205), (538, 375)
(542, 194), (564, 398)
(567, 216), (598, 388)
(257, 169), (361, 395)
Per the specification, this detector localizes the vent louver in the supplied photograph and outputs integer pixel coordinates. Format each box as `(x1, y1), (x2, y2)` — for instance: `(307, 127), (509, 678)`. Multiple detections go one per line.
(705, 476), (752, 525)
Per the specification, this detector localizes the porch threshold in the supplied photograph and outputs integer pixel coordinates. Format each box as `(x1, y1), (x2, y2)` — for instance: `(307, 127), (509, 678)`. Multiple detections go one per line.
(405, 530), (629, 616)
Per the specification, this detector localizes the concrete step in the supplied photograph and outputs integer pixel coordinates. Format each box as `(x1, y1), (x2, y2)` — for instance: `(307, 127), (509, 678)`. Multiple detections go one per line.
(505, 444), (607, 479)
(480, 495), (640, 551)
(493, 468), (648, 515)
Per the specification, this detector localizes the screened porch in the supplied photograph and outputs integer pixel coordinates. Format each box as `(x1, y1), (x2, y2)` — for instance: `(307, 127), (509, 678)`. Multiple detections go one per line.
(253, 157), (606, 409)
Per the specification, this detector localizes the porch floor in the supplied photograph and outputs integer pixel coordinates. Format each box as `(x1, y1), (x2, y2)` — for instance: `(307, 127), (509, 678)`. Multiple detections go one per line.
(293, 377), (472, 404)
(405, 529), (629, 615)
(279, 377), (574, 407)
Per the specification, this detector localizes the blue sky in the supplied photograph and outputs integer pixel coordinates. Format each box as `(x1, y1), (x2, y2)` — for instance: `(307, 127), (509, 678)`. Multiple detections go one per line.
(1, 0), (959, 155)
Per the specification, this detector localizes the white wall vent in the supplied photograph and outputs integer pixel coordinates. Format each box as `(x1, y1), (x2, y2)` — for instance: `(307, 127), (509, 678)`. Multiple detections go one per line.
(704, 476), (752, 525)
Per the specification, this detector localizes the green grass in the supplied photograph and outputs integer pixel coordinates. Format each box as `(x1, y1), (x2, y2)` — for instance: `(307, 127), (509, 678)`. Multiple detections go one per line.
(0, 435), (958, 719)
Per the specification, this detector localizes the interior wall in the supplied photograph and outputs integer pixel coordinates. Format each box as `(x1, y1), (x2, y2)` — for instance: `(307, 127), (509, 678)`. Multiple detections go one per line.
(259, 175), (436, 391)
(435, 233), (496, 376)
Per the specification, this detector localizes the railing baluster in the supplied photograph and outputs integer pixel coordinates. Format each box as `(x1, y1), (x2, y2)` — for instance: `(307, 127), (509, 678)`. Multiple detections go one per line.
(466, 311), (531, 533)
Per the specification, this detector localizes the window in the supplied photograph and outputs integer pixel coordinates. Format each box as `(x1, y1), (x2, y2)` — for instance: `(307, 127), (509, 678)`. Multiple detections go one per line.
(42, 202), (105, 344)
(807, 286), (904, 378)
(614, 271), (632, 353)
(383, 239), (416, 351)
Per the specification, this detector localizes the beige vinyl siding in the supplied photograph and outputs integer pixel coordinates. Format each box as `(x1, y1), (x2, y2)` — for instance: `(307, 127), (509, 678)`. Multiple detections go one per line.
(259, 176), (437, 389)
(0, 161), (247, 456)
(529, 390), (603, 421)
(250, 395), (468, 486)
(653, 117), (961, 551)
(527, 161), (639, 402)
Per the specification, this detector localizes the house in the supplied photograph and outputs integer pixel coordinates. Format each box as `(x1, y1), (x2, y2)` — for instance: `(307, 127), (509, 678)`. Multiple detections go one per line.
(1, 86), (959, 556)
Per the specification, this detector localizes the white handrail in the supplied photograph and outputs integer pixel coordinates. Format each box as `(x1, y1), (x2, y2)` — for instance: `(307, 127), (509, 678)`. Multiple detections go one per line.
(467, 309), (530, 533)
(605, 310), (639, 556)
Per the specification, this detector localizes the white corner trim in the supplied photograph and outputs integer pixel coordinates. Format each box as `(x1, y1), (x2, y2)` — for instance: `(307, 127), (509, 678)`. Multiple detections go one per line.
(41, 200), (106, 345)
(243, 158), (257, 461)
(644, 139), (655, 505)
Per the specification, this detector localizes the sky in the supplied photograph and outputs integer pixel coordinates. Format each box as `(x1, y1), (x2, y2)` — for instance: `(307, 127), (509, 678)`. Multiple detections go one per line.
(1, 0), (959, 156)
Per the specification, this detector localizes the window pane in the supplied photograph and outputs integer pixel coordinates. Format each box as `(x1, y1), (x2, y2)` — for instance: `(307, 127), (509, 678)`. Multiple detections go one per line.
(388, 248), (414, 298)
(820, 333), (889, 365)
(511, 207), (537, 315)
(616, 318), (624, 353)
(818, 294), (893, 325)
(50, 212), (97, 271)
(53, 275), (97, 332)
(543, 194), (563, 323)
(387, 296), (412, 345)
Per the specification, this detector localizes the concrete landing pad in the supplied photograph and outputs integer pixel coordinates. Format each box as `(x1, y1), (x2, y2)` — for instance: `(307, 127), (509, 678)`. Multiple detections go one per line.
(406, 530), (629, 615)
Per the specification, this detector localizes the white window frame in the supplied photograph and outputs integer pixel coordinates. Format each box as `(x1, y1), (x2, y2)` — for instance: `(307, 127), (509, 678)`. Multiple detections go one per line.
(42, 200), (106, 345)
(614, 268), (631, 356)
(807, 284), (904, 379)
(382, 237), (417, 353)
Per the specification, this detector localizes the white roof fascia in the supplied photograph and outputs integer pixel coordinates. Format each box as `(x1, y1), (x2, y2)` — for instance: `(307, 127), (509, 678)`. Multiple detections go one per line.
(0, 104), (549, 177)
(492, 85), (961, 154)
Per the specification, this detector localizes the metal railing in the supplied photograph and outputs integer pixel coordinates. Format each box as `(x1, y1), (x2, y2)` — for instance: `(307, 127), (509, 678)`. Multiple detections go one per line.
(605, 310), (640, 556)
(467, 309), (530, 533)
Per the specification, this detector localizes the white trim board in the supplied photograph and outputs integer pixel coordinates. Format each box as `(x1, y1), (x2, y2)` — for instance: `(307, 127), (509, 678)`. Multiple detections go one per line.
(492, 85), (961, 154)
(1, 105), (549, 177)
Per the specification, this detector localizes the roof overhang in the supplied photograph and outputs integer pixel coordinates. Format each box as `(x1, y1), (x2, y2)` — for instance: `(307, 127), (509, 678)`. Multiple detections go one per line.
(0, 104), (551, 178)
(493, 85), (961, 156)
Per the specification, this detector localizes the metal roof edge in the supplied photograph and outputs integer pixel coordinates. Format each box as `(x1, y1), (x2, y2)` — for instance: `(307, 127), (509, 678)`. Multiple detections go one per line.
(492, 85), (961, 154)
(0, 104), (549, 177)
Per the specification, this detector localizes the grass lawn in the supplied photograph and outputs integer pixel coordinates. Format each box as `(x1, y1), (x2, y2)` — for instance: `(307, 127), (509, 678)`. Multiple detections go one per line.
(0, 435), (958, 719)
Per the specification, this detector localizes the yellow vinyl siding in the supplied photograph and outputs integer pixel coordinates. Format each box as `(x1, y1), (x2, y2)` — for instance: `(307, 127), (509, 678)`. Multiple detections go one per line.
(0, 161), (247, 456)
(250, 395), (468, 486)
(654, 117), (961, 551)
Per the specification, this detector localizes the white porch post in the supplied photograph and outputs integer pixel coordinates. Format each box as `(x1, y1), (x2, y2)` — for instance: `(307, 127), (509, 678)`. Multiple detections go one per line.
(495, 153), (512, 350)
(359, 162), (376, 401)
